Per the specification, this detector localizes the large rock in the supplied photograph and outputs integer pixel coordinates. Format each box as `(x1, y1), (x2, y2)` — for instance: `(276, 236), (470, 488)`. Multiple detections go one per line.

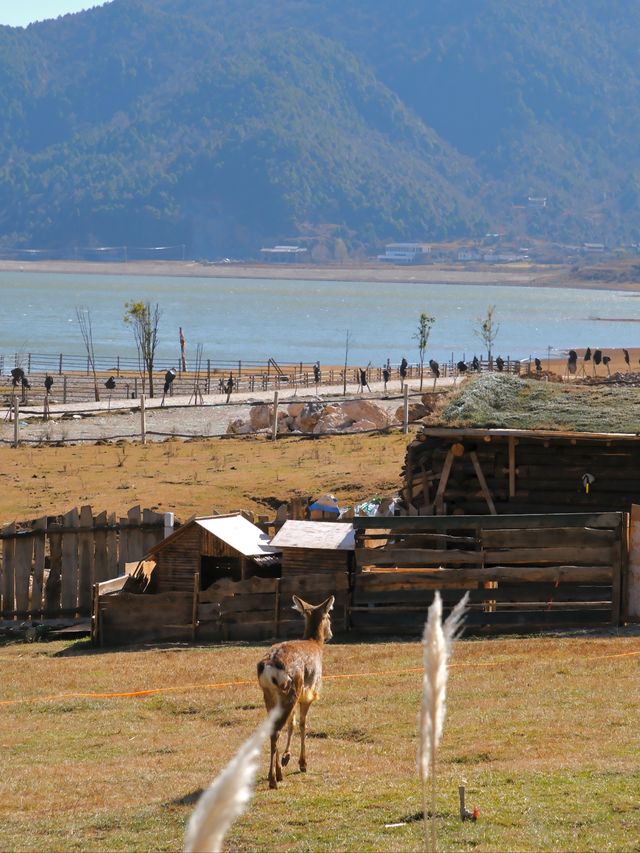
(313, 412), (352, 434)
(340, 399), (389, 428)
(420, 393), (438, 411)
(249, 403), (272, 430)
(226, 418), (252, 435)
(249, 404), (288, 430)
(294, 401), (326, 432)
(350, 419), (379, 432)
(287, 402), (305, 418)
(395, 402), (431, 423)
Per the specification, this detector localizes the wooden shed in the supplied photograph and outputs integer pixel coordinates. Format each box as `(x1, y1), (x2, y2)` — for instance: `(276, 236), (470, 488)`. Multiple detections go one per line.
(145, 513), (281, 592)
(93, 513), (282, 645)
(269, 520), (354, 625)
(270, 520), (354, 575)
(403, 427), (640, 516)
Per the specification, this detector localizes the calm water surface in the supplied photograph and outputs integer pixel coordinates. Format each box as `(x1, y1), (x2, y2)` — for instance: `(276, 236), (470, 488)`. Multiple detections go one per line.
(1, 270), (639, 366)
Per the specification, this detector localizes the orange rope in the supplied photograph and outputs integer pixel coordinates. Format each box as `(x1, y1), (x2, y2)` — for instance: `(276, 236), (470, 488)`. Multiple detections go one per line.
(0, 650), (637, 707)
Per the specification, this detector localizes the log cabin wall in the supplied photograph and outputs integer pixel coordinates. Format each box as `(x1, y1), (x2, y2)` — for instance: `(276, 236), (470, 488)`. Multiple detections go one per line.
(404, 429), (640, 516)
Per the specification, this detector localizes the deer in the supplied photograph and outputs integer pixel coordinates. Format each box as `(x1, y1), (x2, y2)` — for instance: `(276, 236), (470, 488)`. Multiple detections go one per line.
(256, 594), (334, 789)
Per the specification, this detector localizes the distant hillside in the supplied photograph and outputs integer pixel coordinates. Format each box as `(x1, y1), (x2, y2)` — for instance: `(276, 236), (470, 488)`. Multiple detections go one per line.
(1, 0), (640, 254)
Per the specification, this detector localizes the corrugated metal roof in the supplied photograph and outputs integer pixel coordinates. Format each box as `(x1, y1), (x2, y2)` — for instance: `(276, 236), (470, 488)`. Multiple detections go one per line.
(270, 520), (355, 551)
(196, 515), (280, 557)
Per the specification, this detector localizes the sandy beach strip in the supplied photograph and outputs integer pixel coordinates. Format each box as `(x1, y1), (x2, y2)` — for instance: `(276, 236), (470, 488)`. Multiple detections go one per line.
(1, 258), (639, 292)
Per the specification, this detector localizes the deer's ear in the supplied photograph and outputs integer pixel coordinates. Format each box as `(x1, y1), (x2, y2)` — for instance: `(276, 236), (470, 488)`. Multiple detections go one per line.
(322, 595), (335, 613)
(292, 595), (306, 614)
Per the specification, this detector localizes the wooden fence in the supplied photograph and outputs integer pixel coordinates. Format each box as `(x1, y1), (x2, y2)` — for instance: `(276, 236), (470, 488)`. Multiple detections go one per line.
(96, 572), (350, 646)
(350, 512), (627, 634)
(0, 506), (169, 621)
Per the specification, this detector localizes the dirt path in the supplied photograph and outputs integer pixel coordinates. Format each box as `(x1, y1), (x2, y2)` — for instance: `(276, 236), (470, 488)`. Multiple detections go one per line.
(0, 376), (451, 444)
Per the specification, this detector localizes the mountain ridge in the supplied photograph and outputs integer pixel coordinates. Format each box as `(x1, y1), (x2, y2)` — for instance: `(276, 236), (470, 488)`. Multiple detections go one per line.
(1, 0), (639, 253)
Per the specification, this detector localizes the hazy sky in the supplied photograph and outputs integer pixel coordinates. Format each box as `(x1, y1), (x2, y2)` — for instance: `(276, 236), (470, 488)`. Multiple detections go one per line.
(0, 1), (111, 27)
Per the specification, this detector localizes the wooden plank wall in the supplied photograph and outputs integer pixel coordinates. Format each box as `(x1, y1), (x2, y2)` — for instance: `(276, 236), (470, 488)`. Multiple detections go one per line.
(153, 525), (201, 594)
(351, 513), (626, 634)
(0, 505), (166, 620)
(404, 433), (640, 516)
(98, 591), (194, 646)
(197, 572), (350, 642)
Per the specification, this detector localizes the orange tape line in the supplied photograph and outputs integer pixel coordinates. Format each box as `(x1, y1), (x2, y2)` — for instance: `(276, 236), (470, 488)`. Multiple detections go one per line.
(0, 651), (637, 707)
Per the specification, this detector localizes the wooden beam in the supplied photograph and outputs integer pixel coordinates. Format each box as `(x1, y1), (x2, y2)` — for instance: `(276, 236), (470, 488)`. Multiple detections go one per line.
(469, 451), (497, 515)
(508, 436), (516, 498)
(435, 448), (456, 514)
(351, 512), (624, 531)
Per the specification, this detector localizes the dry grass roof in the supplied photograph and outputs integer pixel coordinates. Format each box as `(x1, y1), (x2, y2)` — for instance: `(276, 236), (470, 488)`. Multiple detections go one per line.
(429, 373), (640, 434)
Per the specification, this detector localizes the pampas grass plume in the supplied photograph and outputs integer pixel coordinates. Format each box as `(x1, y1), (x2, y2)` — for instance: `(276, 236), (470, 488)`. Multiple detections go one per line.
(184, 707), (278, 853)
(418, 591), (469, 851)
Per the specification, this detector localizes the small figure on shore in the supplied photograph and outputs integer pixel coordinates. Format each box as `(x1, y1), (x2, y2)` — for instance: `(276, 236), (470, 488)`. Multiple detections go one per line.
(313, 361), (321, 386)
(161, 368), (177, 406)
(472, 355), (480, 372)
(358, 367), (371, 393)
(43, 375), (54, 420)
(399, 357), (408, 389)
(567, 350), (578, 376)
(382, 365), (391, 393)
(225, 373), (235, 403)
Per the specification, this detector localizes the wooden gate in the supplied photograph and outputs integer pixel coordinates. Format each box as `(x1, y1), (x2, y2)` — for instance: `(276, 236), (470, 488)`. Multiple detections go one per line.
(351, 512), (627, 634)
(0, 505), (168, 621)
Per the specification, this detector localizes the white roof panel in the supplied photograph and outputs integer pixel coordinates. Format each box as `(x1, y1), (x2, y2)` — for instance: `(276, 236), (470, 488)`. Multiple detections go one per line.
(196, 515), (279, 557)
(270, 520), (355, 551)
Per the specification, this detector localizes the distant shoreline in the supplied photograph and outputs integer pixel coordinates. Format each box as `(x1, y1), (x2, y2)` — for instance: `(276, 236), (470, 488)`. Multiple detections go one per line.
(1, 258), (640, 292)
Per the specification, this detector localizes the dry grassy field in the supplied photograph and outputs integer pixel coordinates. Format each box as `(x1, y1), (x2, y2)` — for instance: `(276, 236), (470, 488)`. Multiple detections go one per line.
(2, 393), (639, 851)
(1, 633), (638, 852)
(0, 431), (409, 522)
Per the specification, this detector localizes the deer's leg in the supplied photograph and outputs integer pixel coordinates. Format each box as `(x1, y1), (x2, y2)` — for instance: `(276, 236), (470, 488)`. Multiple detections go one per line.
(281, 705), (297, 767)
(298, 701), (312, 773)
(268, 731), (280, 789)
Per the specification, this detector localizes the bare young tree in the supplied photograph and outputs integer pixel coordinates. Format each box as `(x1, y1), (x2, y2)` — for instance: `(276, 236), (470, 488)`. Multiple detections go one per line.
(75, 307), (100, 401)
(474, 305), (500, 363)
(414, 313), (435, 391)
(124, 301), (161, 397)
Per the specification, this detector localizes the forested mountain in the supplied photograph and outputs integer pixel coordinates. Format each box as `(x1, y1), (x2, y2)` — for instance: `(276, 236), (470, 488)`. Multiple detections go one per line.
(1, 0), (640, 255)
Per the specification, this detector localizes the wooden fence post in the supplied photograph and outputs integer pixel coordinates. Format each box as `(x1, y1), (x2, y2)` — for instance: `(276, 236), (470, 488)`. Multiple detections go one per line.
(140, 394), (146, 444)
(403, 385), (409, 435)
(272, 390), (279, 440)
(13, 400), (19, 447)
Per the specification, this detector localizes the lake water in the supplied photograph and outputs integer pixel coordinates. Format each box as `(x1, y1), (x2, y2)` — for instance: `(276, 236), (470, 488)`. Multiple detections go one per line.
(1, 269), (639, 367)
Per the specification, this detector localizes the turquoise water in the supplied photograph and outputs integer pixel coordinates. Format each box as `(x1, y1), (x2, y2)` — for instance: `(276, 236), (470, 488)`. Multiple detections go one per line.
(1, 270), (639, 366)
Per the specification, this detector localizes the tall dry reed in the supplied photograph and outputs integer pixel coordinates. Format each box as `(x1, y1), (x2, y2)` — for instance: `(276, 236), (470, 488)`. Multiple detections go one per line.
(418, 591), (469, 852)
(184, 707), (278, 853)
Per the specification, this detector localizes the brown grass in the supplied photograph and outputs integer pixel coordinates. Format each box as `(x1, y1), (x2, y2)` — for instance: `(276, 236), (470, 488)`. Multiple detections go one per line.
(1, 634), (638, 851)
(0, 431), (409, 522)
